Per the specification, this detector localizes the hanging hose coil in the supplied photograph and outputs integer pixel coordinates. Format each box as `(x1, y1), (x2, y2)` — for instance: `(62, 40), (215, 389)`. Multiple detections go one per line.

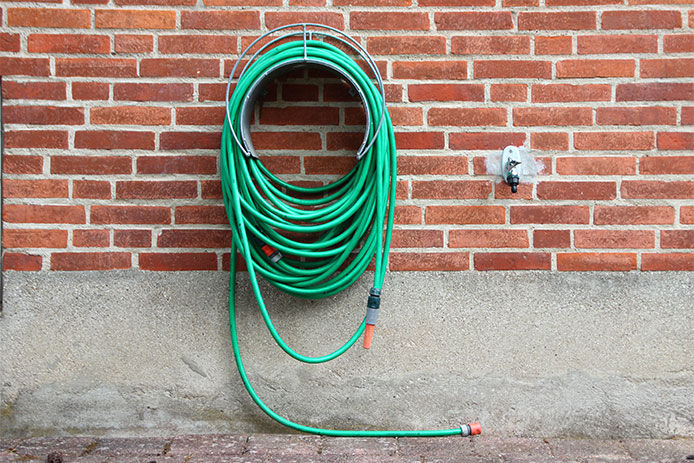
(221, 24), (480, 437)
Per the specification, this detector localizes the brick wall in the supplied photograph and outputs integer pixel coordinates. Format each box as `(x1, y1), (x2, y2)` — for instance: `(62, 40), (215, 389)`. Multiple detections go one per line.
(1, 3), (692, 272)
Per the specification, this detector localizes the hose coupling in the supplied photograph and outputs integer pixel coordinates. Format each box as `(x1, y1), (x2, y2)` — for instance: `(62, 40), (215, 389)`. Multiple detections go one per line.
(363, 287), (381, 349)
(261, 244), (282, 263)
(460, 422), (482, 437)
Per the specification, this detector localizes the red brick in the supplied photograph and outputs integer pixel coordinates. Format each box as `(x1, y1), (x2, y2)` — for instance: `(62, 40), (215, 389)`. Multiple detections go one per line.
(557, 156), (635, 175)
(175, 107), (225, 127)
(139, 252), (217, 271)
(304, 156), (355, 175)
(114, 83), (193, 102)
(91, 205), (170, 224)
(114, 230), (152, 248)
(617, 83), (694, 101)
(115, 34), (153, 53)
(602, 10), (681, 29)
(393, 61), (467, 80)
(2, 81), (66, 100)
(3, 253), (42, 271)
(28, 34), (110, 54)
(116, 181), (197, 199)
(597, 107), (677, 126)
(75, 130), (155, 150)
(642, 253), (694, 271)
(0, 33), (20, 52)
(490, 84), (527, 102)
(95, 9), (176, 29)
(595, 206), (675, 225)
(412, 180), (492, 199)
(547, 0), (621, 4)
(281, 84), (318, 102)
(259, 107), (339, 126)
(8, 8), (90, 28)
(3, 155), (43, 174)
(56, 58), (137, 77)
(351, 11), (428, 30)
(157, 229), (231, 248)
(335, 0), (410, 4)
(574, 131), (654, 150)
(452, 36), (530, 55)
(51, 156), (131, 175)
(73, 82), (109, 101)
(73, 180), (111, 199)
(394, 206), (421, 225)
(495, 181), (534, 200)
(3, 179), (68, 198)
(398, 156), (468, 175)
(682, 206), (694, 224)
(622, 181), (694, 199)
(5, 130), (67, 149)
(557, 59), (635, 78)
(558, 253), (636, 271)
(504, 0), (537, 4)
(202, 0), (279, 4)
(51, 252), (131, 270)
(390, 229), (443, 248)
(683, 107), (694, 125)
(532, 84), (611, 102)
(251, 132), (321, 151)
(537, 181), (616, 200)
(575, 230), (654, 249)
(475, 252), (550, 270)
(395, 132), (445, 149)
(531, 132), (569, 151)
(578, 34), (658, 55)
(265, 12), (342, 30)
(3, 229), (68, 249)
(258, 156), (301, 174)
(641, 156), (694, 174)
(137, 156), (216, 174)
(664, 34), (694, 53)
(201, 181), (222, 199)
(534, 229), (570, 248)
(450, 132), (526, 150)
(116, 0), (195, 5)
(429, 108), (506, 127)
(657, 132), (694, 150)
(475, 60), (551, 78)
(519, 11), (596, 30)
(367, 36), (445, 55)
(511, 205), (590, 224)
(535, 36), (572, 55)
(450, 229), (528, 248)
(3, 204), (86, 224)
(159, 35), (237, 54)
(140, 59), (219, 78)
(0, 58), (50, 76)
(426, 206), (505, 224)
(661, 230), (694, 249)
(91, 106), (171, 125)
(73, 229), (109, 248)
(175, 205), (228, 225)
(421, 0), (493, 4)
(3, 106), (84, 125)
(641, 59), (694, 78)
(389, 252), (469, 271)
(514, 107), (592, 126)
(435, 12), (513, 30)
(383, 107), (423, 127)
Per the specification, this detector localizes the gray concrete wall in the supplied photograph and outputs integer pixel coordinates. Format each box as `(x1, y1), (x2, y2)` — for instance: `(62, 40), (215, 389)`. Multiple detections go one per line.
(1, 271), (692, 438)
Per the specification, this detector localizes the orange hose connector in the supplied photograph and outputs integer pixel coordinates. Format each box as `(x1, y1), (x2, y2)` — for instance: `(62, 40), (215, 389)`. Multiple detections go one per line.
(363, 324), (375, 349)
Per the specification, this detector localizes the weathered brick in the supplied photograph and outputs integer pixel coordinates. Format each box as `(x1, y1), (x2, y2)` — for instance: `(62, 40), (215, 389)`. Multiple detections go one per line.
(574, 230), (654, 249)
(51, 252), (131, 271)
(594, 206), (674, 225)
(28, 34), (110, 54)
(389, 252), (469, 271)
(51, 156), (132, 175)
(511, 206), (590, 224)
(95, 9), (177, 29)
(91, 106), (171, 126)
(412, 180), (492, 199)
(435, 12), (513, 30)
(8, 8), (90, 28)
(91, 205), (170, 224)
(642, 253), (694, 271)
(351, 11), (428, 30)
(558, 253), (637, 271)
(139, 253), (218, 271)
(450, 229), (529, 248)
(426, 206), (505, 224)
(475, 252), (551, 270)
(3, 204), (86, 224)
(3, 229), (68, 249)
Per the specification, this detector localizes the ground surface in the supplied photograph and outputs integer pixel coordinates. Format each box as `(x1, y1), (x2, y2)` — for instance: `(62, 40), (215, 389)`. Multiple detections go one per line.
(1, 434), (693, 462)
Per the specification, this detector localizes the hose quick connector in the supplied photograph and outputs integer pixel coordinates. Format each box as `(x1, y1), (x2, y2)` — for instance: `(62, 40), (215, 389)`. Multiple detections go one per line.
(460, 423), (482, 437)
(363, 287), (381, 349)
(261, 244), (282, 263)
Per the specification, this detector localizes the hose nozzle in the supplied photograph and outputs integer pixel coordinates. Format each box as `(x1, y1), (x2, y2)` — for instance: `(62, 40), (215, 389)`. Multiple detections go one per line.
(460, 422), (482, 437)
(363, 288), (381, 349)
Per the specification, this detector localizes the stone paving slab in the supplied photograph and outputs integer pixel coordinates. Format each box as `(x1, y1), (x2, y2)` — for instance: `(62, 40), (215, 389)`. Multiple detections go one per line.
(0, 434), (692, 463)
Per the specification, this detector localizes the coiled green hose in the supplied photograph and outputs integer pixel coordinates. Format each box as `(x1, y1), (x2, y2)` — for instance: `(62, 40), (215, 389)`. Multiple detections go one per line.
(221, 38), (466, 437)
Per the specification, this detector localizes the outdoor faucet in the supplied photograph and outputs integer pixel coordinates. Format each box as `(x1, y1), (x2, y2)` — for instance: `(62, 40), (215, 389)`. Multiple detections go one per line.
(502, 146), (522, 194)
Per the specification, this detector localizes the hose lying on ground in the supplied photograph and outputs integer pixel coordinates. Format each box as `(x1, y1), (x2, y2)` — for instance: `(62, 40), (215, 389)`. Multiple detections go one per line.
(221, 27), (480, 437)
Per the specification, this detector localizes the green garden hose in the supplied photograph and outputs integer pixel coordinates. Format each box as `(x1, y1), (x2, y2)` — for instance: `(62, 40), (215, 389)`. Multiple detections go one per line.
(221, 27), (480, 438)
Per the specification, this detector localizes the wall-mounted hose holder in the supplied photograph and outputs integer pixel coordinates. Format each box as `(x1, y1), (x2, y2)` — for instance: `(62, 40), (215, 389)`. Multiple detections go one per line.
(221, 23), (481, 438)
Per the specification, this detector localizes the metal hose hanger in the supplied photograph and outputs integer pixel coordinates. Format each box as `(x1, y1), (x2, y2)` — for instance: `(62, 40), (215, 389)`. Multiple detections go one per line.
(225, 23), (387, 161)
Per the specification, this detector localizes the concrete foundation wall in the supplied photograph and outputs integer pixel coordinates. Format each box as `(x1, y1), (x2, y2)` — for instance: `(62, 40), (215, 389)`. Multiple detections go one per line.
(1, 271), (692, 438)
